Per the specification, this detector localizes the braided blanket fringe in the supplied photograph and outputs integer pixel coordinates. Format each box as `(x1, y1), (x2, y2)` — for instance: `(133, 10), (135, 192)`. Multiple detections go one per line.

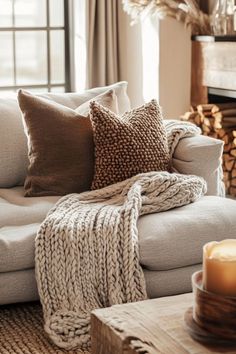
(35, 168), (206, 350)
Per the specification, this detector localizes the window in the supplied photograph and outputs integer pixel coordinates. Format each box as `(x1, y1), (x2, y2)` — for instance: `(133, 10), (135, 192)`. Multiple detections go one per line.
(0, 0), (71, 94)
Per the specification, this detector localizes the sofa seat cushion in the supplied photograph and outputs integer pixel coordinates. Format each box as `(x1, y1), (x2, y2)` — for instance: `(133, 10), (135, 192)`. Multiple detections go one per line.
(0, 264), (202, 305)
(0, 187), (60, 272)
(1, 192), (236, 273)
(0, 268), (39, 305)
(139, 196), (236, 271)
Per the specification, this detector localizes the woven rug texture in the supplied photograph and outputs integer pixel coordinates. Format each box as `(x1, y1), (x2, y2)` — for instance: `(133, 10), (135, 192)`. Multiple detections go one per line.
(0, 302), (89, 354)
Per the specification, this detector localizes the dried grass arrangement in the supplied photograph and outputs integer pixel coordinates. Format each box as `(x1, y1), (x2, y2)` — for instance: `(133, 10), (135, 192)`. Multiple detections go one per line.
(122, 0), (211, 35)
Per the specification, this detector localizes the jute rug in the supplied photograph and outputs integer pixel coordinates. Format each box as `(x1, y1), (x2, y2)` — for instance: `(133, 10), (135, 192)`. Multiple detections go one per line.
(0, 302), (90, 354)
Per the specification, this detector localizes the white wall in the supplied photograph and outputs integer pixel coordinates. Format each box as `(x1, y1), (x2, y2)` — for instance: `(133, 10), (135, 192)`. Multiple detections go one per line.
(118, 4), (144, 108)
(120, 13), (192, 119)
(141, 17), (159, 103)
(158, 18), (191, 119)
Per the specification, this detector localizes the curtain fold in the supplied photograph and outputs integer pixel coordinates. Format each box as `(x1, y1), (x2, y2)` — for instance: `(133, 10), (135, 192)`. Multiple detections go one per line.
(86, 0), (121, 88)
(199, 0), (209, 14)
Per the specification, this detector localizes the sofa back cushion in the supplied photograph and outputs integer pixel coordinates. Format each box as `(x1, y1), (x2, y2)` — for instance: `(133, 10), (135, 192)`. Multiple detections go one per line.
(0, 81), (130, 188)
(75, 89), (118, 116)
(0, 97), (29, 188)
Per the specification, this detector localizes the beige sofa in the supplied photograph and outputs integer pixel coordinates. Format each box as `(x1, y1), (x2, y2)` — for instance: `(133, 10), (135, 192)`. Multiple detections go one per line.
(1, 82), (236, 305)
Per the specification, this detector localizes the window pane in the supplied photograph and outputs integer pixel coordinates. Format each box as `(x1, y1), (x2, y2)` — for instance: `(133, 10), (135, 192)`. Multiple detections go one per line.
(26, 87), (48, 93)
(0, 0), (12, 27)
(50, 86), (65, 93)
(50, 30), (65, 84)
(50, 0), (64, 27)
(0, 90), (16, 97)
(14, 0), (46, 27)
(15, 31), (47, 85)
(0, 32), (14, 86)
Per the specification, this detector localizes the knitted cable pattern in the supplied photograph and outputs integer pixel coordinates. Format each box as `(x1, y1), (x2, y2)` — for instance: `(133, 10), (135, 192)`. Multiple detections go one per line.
(35, 168), (206, 350)
(164, 119), (201, 157)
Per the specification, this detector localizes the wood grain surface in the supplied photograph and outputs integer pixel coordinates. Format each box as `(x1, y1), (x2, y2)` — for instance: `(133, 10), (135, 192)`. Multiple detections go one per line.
(191, 41), (236, 106)
(192, 271), (236, 341)
(191, 41), (208, 106)
(181, 103), (236, 197)
(91, 293), (236, 354)
(202, 42), (236, 91)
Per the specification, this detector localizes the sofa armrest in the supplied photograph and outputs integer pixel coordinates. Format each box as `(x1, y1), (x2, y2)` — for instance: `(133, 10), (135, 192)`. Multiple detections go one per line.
(172, 135), (225, 196)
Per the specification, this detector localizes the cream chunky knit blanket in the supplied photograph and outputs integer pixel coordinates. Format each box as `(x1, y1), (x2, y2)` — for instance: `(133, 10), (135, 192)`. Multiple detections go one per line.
(35, 122), (206, 351)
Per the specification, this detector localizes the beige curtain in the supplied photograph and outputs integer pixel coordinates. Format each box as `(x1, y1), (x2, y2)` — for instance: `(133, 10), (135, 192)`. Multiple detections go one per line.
(86, 0), (122, 88)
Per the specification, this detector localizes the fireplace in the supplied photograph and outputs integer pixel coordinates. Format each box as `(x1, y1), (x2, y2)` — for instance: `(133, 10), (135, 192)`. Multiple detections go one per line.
(182, 35), (236, 197)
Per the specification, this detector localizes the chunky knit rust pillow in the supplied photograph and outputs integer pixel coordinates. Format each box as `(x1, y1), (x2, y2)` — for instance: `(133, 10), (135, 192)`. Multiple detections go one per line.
(90, 99), (170, 190)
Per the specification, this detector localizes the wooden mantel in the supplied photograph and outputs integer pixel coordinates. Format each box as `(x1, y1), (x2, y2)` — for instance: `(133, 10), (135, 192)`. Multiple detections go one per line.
(191, 36), (236, 106)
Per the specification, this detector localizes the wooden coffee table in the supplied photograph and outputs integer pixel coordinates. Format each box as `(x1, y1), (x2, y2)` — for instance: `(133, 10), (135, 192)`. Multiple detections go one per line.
(91, 293), (236, 354)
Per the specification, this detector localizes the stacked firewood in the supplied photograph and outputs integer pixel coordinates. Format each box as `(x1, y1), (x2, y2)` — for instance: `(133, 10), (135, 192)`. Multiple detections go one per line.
(181, 103), (236, 196)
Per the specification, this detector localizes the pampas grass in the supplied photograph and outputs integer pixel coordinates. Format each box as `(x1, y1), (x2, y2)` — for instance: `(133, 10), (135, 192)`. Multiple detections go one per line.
(123, 0), (211, 35)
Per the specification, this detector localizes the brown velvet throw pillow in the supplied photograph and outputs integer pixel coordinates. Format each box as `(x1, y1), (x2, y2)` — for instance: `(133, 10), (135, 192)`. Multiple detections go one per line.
(17, 89), (117, 196)
(90, 99), (170, 190)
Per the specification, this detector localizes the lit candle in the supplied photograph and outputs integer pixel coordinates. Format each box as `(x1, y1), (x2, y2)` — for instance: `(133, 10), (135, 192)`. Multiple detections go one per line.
(203, 239), (236, 297)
